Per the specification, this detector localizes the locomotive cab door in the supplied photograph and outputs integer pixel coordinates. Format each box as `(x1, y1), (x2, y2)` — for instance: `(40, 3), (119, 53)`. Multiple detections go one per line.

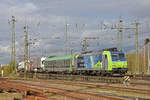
(102, 55), (108, 70)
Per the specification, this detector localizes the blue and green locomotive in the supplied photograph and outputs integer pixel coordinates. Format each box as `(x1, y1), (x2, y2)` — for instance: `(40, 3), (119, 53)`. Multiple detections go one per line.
(44, 50), (127, 75)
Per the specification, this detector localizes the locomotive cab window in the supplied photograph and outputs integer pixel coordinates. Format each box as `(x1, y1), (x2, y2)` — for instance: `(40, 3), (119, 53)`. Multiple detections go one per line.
(111, 53), (126, 61)
(111, 54), (119, 60)
(119, 53), (125, 59)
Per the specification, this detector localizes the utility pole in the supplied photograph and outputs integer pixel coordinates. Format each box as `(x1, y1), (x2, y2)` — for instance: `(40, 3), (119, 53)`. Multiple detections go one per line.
(82, 39), (88, 52)
(28, 38), (34, 70)
(134, 22), (140, 74)
(118, 18), (123, 51)
(104, 19), (140, 74)
(111, 17), (123, 51)
(65, 24), (69, 56)
(143, 45), (146, 74)
(148, 44), (150, 73)
(70, 48), (73, 55)
(105, 17), (133, 51)
(24, 26), (29, 74)
(142, 38), (149, 74)
(82, 37), (98, 52)
(8, 16), (17, 73)
(115, 21), (140, 74)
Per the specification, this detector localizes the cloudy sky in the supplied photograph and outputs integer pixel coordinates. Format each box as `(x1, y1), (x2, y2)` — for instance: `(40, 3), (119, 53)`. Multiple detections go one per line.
(0, 0), (150, 64)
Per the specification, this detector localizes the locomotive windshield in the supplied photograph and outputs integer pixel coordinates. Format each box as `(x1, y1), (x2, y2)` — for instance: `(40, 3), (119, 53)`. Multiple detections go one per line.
(111, 52), (126, 61)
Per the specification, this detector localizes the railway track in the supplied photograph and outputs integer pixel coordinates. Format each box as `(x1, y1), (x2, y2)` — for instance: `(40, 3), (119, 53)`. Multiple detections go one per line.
(19, 72), (150, 89)
(126, 74), (150, 80)
(18, 72), (150, 87)
(13, 78), (150, 96)
(0, 78), (53, 100)
(125, 74), (150, 86)
(19, 72), (124, 83)
(0, 78), (127, 100)
(132, 76), (150, 81)
(8, 72), (149, 99)
(2, 76), (150, 99)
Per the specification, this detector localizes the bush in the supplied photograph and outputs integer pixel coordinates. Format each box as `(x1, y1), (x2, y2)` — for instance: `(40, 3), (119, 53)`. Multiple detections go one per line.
(2, 61), (17, 77)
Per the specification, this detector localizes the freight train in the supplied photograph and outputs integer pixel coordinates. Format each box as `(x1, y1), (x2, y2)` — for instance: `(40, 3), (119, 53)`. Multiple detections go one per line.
(44, 48), (128, 76)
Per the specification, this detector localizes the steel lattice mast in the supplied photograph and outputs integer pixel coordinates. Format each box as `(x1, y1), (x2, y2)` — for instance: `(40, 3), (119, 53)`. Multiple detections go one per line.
(9, 16), (17, 73)
(24, 26), (29, 73)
